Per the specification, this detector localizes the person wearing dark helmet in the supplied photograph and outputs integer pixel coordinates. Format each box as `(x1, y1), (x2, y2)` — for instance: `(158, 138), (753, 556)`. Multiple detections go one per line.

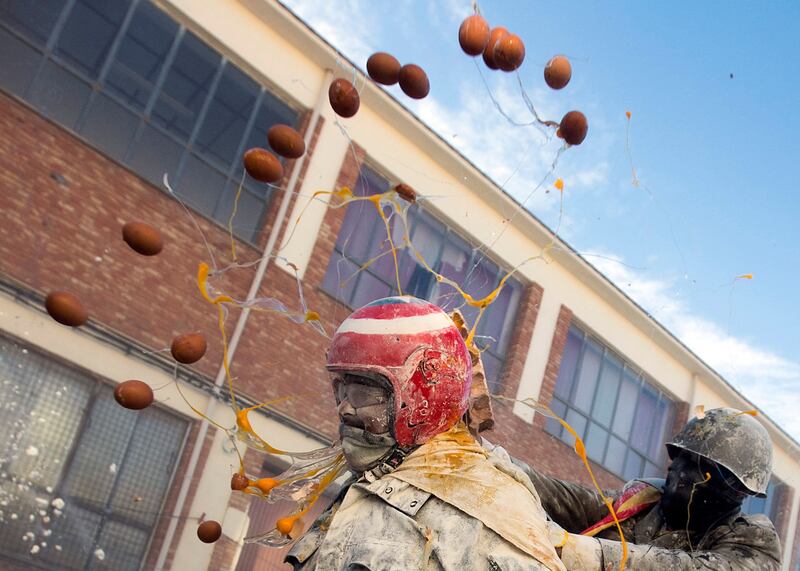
(285, 296), (566, 571)
(506, 407), (782, 569)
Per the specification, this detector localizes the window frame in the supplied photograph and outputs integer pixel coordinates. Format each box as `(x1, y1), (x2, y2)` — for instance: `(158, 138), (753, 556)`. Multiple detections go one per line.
(0, 0), (303, 245)
(547, 320), (677, 481)
(0, 333), (190, 571)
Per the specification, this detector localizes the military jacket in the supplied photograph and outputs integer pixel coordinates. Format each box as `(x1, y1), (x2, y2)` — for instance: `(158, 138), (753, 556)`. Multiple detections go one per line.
(519, 460), (782, 570)
(285, 476), (552, 570)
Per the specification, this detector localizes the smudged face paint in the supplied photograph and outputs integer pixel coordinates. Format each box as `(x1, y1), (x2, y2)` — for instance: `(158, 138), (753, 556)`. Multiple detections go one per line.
(334, 375), (396, 472)
(661, 451), (745, 532)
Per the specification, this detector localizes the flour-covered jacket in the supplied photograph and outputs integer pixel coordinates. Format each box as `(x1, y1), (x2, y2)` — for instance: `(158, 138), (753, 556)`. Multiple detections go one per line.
(286, 424), (565, 571)
(512, 454), (782, 570)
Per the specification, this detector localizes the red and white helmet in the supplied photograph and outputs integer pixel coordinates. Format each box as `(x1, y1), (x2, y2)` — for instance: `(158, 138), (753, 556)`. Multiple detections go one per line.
(327, 296), (472, 448)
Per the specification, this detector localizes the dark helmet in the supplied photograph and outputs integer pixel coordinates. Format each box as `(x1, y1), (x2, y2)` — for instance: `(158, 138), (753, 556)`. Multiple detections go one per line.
(666, 407), (772, 497)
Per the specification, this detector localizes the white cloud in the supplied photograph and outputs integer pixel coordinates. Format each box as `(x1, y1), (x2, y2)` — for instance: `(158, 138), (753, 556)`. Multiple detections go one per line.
(280, 0), (377, 68)
(589, 255), (800, 440)
(276, 0), (800, 442)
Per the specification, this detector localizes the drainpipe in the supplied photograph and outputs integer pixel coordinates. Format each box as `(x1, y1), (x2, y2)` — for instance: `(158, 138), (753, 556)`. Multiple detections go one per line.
(154, 68), (333, 570)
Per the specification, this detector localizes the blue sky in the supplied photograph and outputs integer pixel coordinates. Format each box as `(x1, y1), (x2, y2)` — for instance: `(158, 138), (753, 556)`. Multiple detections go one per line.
(281, 0), (800, 440)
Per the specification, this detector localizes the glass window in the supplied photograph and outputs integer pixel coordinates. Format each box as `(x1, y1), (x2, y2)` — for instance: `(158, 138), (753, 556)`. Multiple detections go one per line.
(104, 0), (178, 111)
(742, 479), (780, 523)
(55, 0), (131, 79)
(547, 323), (676, 480)
(0, 335), (188, 571)
(0, 1), (66, 46)
(0, 26), (42, 96)
(0, 0), (299, 243)
(322, 164), (523, 390)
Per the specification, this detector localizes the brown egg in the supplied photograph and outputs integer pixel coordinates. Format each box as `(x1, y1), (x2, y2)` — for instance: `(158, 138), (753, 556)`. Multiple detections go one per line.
(170, 332), (207, 364)
(231, 473), (249, 491)
(45, 291), (88, 327)
(393, 183), (417, 204)
(544, 55), (572, 90)
(197, 520), (222, 544)
(398, 64), (430, 99)
(458, 14), (490, 56)
(243, 148), (283, 183)
(493, 33), (525, 72)
(328, 78), (360, 118)
(559, 111), (588, 146)
(367, 52), (401, 85)
(267, 124), (305, 159)
(114, 380), (154, 411)
(482, 27), (508, 70)
(122, 221), (163, 256)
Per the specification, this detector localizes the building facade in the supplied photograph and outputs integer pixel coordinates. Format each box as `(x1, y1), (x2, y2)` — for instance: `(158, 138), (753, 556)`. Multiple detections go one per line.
(0, 1), (798, 570)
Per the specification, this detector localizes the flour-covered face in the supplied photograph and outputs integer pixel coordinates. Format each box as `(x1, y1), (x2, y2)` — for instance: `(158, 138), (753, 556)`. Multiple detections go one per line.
(333, 375), (396, 473)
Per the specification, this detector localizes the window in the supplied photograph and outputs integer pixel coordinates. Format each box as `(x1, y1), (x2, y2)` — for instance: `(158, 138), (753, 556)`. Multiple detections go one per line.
(742, 478), (781, 522)
(0, 335), (188, 571)
(547, 324), (676, 481)
(0, 0), (300, 243)
(322, 164), (523, 387)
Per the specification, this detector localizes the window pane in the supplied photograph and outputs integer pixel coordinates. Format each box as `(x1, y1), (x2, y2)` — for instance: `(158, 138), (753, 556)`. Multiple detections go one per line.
(462, 254), (498, 302)
(0, 0), (66, 45)
(335, 196), (380, 261)
(55, 0), (131, 79)
(573, 339), (602, 413)
(126, 123), (183, 186)
(237, 89), (299, 177)
(110, 403), (187, 528)
(79, 93), (139, 161)
(89, 520), (149, 571)
(39, 504), (103, 569)
(0, 25), (42, 96)
(152, 31), (219, 141)
(648, 397), (671, 462)
(592, 353), (621, 427)
(105, 0), (178, 110)
(177, 153), (227, 218)
(546, 398), (567, 438)
(643, 461), (661, 478)
(623, 450), (644, 481)
(481, 351), (502, 391)
(611, 368), (640, 439)
(350, 270), (392, 308)
(62, 394), (137, 505)
(564, 408), (587, 442)
(554, 328), (582, 399)
(0, 339), (92, 488)
(27, 59), (92, 130)
(195, 63), (259, 170)
(605, 436), (627, 476)
(585, 422), (608, 463)
(631, 383), (659, 453)
(322, 253), (359, 304)
(215, 184), (269, 244)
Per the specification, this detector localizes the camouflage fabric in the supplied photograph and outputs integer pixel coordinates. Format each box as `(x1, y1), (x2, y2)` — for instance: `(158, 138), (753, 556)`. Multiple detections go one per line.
(516, 457), (782, 570)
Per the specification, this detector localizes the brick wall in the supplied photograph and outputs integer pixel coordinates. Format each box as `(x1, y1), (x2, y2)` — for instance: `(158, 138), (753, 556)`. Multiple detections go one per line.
(534, 304), (574, 430)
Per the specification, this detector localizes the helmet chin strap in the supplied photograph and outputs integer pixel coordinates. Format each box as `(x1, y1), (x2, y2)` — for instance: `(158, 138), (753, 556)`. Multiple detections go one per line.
(362, 446), (411, 483)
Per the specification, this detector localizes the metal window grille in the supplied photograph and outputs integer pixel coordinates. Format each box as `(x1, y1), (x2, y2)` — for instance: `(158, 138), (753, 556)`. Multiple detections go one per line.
(321, 163), (524, 388)
(0, 0), (300, 243)
(546, 323), (676, 481)
(0, 335), (189, 571)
